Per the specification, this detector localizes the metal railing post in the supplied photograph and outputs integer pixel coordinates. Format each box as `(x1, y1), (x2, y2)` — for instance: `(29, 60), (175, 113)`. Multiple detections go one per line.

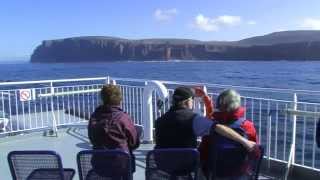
(49, 81), (58, 137)
(106, 76), (110, 84)
(194, 86), (207, 116)
(142, 81), (168, 143)
(285, 93), (298, 180)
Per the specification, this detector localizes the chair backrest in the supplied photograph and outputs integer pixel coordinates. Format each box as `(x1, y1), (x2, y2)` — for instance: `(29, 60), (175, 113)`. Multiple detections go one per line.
(207, 131), (248, 179)
(7, 150), (65, 180)
(207, 131), (264, 180)
(77, 149), (132, 180)
(146, 148), (200, 180)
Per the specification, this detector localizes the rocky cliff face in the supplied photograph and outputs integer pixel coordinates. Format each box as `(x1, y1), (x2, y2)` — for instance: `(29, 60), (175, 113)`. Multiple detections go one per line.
(30, 31), (320, 62)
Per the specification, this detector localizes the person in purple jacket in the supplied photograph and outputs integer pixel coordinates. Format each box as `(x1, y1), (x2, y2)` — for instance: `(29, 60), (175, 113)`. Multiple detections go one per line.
(88, 84), (139, 175)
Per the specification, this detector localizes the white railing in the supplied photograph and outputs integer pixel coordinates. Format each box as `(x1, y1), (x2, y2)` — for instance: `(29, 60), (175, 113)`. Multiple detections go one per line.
(0, 77), (320, 173)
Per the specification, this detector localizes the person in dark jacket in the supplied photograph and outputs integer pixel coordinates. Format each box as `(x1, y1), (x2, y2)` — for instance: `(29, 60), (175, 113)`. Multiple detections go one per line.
(88, 84), (139, 175)
(155, 86), (256, 151)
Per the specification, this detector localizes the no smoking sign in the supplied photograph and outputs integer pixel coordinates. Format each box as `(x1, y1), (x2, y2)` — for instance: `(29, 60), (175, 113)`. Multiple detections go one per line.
(19, 89), (35, 102)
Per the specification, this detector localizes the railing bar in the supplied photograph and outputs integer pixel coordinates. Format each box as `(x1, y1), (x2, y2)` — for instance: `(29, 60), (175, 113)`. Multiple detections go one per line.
(125, 86), (129, 113)
(28, 97), (31, 129)
(302, 104), (307, 165)
(312, 105), (317, 168)
(72, 86), (76, 122)
(62, 88), (65, 125)
(1, 91), (4, 111)
(128, 86), (132, 118)
(154, 91), (157, 120)
(243, 97), (247, 119)
(8, 91), (13, 132)
(275, 103), (279, 158)
(139, 88), (143, 125)
(1, 92), (5, 131)
(34, 91), (38, 128)
(0, 77), (107, 86)
(56, 88), (60, 125)
(22, 99), (26, 130)
(67, 88), (71, 123)
(87, 87), (90, 121)
(96, 85), (100, 108)
(77, 86), (81, 121)
(267, 100), (271, 159)
(284, 103), (288, 160)
(91, 86), (95, 113)
(251, 98), (254, 122)
(40, 89), (43, 128)
(259, 99), (262, 140)
(45, 88), (49, 128)
(133, 88), (137, 124)
(81, 86), (85, 122)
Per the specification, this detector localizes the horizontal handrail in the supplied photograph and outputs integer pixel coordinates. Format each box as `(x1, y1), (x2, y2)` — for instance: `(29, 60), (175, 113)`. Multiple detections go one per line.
(2, 76), (320, 95)
(0, 77), (107, 86)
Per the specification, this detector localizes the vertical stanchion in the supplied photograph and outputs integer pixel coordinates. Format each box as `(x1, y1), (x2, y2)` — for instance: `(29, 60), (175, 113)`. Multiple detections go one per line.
(50, 81), (58, 137)
(284, 93), (297, 180)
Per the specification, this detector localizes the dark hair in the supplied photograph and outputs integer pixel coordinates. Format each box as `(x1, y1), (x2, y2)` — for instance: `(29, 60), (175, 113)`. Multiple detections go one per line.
(100, 84), (122, 105)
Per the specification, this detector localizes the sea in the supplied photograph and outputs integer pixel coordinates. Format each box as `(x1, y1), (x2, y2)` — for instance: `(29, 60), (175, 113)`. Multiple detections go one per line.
(0, 60), (320, 91)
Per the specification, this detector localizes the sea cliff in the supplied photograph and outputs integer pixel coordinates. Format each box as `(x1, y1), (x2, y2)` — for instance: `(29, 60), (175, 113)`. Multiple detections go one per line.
(31, 30), (320, 62)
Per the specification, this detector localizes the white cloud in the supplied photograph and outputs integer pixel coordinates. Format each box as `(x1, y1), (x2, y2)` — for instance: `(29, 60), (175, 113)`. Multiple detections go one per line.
(247, 20), (257, 25)
(193, 14), (219, 31)
(154, 8), (178, 22)
(301, 18), (320, 30)
(216, 15), (242, 26)
(192, 14), (242, 32)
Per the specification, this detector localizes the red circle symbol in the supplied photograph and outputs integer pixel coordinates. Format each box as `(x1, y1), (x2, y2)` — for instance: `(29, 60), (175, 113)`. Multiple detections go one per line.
(20, 90), (31, 101)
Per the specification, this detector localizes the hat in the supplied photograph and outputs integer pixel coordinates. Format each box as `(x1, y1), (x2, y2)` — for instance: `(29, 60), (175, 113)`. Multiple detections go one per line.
(172, 87), (194, 102)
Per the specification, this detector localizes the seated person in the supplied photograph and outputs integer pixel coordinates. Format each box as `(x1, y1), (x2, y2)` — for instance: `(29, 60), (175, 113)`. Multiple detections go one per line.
(88, 84), (139, 175)
(155, 86), (256, 150)
(199, 89), (258, 179)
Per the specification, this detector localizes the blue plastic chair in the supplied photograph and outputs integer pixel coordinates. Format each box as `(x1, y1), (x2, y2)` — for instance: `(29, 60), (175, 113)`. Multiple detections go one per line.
(206, 132), (264, 180)
(77, 150), (132, 180)
(7, 150), (75, 180)
(146, 148), (200, 180)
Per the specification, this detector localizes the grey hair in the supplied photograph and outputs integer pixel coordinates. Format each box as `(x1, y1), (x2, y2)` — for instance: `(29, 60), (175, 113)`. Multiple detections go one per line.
(216, 89), (241, 112)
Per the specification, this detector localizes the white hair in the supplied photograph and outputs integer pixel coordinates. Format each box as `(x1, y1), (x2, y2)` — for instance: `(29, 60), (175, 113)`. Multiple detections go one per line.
(216, 89), (241, 112)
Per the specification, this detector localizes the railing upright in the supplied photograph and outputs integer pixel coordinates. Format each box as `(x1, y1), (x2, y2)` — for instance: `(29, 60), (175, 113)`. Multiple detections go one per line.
(49, 81), (58, 136)
(285, 93), (298, 180)
(142, 81), (168, 143)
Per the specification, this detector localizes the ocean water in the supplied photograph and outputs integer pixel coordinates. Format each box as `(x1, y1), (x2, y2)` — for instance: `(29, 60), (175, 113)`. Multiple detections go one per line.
(0, 61), (320, 91)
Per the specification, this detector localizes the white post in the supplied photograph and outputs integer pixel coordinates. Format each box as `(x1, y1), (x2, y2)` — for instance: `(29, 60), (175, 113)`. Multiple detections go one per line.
(285, 93), (298, 180)
(50, 82), (58, 136)
(142, 81), (168, 143)
(291, 93), (297, 164)
(106, 76), (110, 84)
(193, 86), (207, 116)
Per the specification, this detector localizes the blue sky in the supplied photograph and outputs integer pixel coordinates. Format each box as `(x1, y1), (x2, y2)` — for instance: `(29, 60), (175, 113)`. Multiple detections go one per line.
(1, 0), (320, 59)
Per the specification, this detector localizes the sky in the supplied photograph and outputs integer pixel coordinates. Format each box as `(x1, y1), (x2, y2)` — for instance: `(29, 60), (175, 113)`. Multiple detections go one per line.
(1, 0), (320, 59)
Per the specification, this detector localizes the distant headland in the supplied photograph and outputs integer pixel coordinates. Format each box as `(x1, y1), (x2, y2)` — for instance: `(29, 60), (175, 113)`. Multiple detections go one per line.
(30, 30), (320, 62)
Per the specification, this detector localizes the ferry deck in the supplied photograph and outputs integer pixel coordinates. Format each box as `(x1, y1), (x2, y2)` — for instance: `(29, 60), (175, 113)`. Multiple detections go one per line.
(0, 76), (320, 180)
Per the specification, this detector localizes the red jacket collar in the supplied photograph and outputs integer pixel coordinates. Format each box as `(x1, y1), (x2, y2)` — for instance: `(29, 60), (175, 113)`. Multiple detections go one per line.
(212, 107), (245, 123)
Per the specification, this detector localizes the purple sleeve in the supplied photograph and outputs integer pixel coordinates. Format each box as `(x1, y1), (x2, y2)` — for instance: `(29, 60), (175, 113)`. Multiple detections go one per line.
(193, 114), (216, 136)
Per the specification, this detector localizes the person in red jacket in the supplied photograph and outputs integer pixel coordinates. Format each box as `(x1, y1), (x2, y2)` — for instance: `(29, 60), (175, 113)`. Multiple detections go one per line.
(196, 88), (258, 179)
